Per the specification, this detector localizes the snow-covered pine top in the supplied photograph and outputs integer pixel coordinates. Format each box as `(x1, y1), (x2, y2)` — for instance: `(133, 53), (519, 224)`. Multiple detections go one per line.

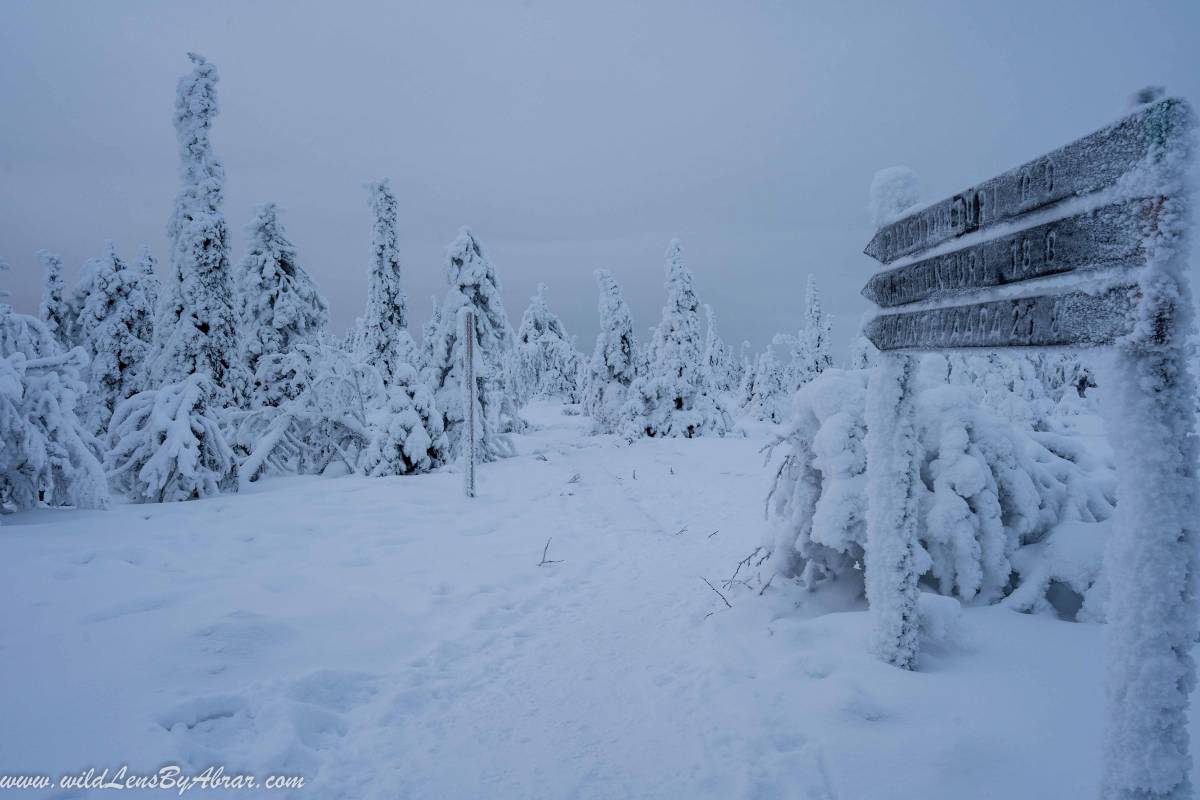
(134, 246), (159, 318)
(365, 178), (407, 331)
(591, 269), (636, 385)
(650, 239), (703, 386)
(169, 52), (224, 235)
(516, 283), (569, 346)
(444, 227), (512, 356)
(37, 250), (70, 348)
(237, 202), (329, 366)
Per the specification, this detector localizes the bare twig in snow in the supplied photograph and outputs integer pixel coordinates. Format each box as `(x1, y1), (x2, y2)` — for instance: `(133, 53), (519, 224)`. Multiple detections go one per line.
(632, 469), (637, 480)
(674, 526), (689, 536)
(708, 530), (719, 538)
(537, 538), (563, 567)
(567, 472), (582, 484)
(759, 573), (776, 595)
(701, 576), (732, 608)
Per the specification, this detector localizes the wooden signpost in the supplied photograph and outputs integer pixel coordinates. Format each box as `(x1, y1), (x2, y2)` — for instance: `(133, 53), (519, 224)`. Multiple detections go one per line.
(861, 97), (1197, 798)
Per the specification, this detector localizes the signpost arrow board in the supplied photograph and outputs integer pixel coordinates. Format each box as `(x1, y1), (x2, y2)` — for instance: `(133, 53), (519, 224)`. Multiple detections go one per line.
(860, 199), (1155, 309)
(862, 97), (1189, 265)
(862, 287), (1136, 351)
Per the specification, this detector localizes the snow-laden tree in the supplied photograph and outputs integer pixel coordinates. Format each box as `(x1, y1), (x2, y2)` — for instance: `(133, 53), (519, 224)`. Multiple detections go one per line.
(775, 274), (833, 394)
(37, 251), (72, 350)
(763, 359), (1115, 608)
(145, 53), (246, 407)
(511, 284), (583, 404)
(360, 363), (448, 476)
(622, 240), (732, 438)
(745, 344), (787, 423)
(736, 341), (756, 408)
(78, 243), (156, 434)
(583, 269), (637, 433)
(236, 203), (329, 406)
(357, 179), (416, 386)
(134, 246), (160, 318)
(106, 373), (237, 502)
(424, 228), (520, 460)
(702, 304), (736, 395)
(419, 296), (442, 373)
(0, 267), (108, 513)
(948, 353), (1055, 432)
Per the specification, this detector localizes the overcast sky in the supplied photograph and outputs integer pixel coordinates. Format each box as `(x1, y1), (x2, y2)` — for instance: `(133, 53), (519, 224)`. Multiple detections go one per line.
(2, 0), (1199, 358)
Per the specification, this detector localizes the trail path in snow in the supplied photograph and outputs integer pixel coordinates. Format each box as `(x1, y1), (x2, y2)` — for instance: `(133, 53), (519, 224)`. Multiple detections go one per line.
(1, 401), (1188, 799)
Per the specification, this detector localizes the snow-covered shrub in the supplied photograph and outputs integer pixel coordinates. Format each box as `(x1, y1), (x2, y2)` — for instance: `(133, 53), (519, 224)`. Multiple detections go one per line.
(360, 364), (448, 476)
(233, 344), (377, 482)
(583, 269), (637, 433)
(106, 374), (237, 503)
(0, 291), (108, 514)
(765, 358), (1115, 605)
(511, 284), (583, 404)
(621, 240), (733, 438)
(236, 202), (328, 405)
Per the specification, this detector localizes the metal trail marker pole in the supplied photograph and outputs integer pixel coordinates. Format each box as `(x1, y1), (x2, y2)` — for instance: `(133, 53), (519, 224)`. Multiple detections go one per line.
(860, 97), (1198, 797)
(463, 308), (477, 499)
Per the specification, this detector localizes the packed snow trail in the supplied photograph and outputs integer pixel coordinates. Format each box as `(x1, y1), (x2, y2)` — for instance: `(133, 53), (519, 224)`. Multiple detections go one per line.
(2, 400), (1196, 799)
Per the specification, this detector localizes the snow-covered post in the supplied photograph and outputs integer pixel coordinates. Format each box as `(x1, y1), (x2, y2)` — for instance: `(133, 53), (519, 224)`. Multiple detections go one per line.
(1099, 98), (1198, 800)
(462, 308), (477, 498)
(861, 166), (923, 670)
(863, 351), (921, 669)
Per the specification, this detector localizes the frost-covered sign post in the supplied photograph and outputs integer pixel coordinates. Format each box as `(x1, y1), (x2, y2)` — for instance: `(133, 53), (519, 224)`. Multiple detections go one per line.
(463, 308), (478, 499)
(862, 98), (1198, 798)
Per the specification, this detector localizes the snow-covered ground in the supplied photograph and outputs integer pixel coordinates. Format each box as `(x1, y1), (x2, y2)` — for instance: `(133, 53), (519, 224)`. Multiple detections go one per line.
(1, 400), (1194, 799)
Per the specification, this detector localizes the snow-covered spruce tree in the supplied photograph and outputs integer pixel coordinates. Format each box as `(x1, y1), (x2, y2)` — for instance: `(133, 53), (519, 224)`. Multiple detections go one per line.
(512, 283), (583, 404)
(775, 274), (833, 394)
(106, 373), (237, 502)
(360, 363), (448, 476)
(736, 341), (756, 408)
(419, 296), (442, 373)
(1101, 101), (1198, 800)
(746, 344), (787, 422)
(357, 179), (416, 386)
(424, 228), (520, 460)
(37, 250), (72, 350)
(0, 264), (108, 513)
(78, 243), (156, 435)
(144, 53), (247, 408)
(236, 202), (329, 406)
(583, 269), (637, 433)
(702, 304), (736, 395)
(622, 240), (732, 438)
(134, 246), (159, 318)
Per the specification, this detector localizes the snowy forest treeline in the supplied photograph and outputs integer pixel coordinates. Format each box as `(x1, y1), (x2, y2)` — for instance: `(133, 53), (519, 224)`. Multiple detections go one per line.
(3, 54), (1110, 621)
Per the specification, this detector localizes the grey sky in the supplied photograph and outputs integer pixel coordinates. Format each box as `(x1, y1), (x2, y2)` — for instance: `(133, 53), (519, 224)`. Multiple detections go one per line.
(2, 0), (1198, 359)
